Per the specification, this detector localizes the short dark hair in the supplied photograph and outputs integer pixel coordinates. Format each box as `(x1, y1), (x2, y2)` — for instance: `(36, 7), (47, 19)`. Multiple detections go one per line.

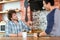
(8, 10), (16, 21)
(44, 0), (54, 6)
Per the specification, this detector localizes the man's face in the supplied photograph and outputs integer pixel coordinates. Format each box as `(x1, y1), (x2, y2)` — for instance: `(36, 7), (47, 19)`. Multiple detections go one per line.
(11, 13), (18, 21)
(43, 1), (50, 11)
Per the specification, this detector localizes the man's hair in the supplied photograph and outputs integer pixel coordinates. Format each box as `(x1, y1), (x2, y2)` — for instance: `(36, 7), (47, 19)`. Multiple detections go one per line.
(44, 0), (54, 6)
(8, 10), (16, 21)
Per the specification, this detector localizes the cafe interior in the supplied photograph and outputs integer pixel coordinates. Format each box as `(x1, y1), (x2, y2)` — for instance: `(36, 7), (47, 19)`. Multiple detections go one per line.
(0, 0), (60, 40)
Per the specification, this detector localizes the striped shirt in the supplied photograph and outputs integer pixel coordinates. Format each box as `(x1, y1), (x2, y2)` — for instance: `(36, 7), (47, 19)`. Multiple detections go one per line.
(5, 20), (30, 36)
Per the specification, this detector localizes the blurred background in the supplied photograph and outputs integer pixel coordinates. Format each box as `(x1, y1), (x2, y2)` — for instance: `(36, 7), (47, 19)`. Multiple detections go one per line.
(0, 0), (59, 37)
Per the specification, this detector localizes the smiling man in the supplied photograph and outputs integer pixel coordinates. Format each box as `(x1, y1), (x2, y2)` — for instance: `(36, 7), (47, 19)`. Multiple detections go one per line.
(5, 10), (30, 37)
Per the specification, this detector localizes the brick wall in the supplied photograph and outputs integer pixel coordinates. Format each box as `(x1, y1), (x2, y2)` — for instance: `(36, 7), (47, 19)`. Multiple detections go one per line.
(20, 0), (32, 27)
(0, 4), (3, 22)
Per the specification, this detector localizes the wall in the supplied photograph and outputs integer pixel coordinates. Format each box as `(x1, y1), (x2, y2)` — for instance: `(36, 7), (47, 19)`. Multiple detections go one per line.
(2, 1), (21, 21)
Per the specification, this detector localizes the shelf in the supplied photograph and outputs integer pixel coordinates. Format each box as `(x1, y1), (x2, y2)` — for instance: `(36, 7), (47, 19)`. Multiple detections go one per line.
(0, 11), (6, 13)
(0, 0), (20, 4)
(0, 21), (6, 25)
(0, 10), (21, 14)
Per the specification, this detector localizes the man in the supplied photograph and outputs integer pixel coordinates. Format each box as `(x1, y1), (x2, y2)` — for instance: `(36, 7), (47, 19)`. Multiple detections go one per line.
(34, 0), (60, 37)
(5, 10), (30, 37)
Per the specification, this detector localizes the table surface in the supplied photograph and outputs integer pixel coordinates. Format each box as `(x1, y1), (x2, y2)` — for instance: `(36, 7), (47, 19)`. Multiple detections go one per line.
(0, 36), (60, 40)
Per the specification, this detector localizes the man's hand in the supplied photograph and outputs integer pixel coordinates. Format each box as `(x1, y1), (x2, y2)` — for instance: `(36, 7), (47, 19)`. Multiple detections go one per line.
(33, 31), (47, 37)
(39, 31), (47, 36)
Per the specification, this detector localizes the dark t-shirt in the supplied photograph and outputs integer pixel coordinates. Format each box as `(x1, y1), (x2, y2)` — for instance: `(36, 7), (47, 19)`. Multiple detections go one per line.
(29, 0), (43, 11)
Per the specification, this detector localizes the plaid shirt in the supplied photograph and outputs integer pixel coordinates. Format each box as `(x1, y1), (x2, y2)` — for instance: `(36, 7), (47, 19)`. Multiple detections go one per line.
(5, 20), (30, 36)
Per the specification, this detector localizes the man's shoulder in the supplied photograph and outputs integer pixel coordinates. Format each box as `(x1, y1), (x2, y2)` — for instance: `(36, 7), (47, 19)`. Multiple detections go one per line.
(6, 20), (13, 25)
(18, 20), (25, 24)
(48, 8), (56, 15)
(51, 8), (56, 13)
(55, 9), (60, 17)
(18, 20), (24, 24)
(55, 9), (60, 13)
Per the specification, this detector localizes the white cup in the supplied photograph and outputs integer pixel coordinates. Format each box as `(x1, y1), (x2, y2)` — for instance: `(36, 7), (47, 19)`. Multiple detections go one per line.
(22, 32), (27, 38)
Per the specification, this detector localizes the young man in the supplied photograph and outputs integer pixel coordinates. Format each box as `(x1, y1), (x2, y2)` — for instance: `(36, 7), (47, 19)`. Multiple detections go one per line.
(34, 0), (60, 37)
(5, 10), (30, 37)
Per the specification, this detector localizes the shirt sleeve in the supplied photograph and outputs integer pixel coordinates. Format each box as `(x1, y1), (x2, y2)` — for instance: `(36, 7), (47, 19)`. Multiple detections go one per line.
(21, 21), (30, 32)
(45, 10), (55, 34)
(45, 21), (54, 34)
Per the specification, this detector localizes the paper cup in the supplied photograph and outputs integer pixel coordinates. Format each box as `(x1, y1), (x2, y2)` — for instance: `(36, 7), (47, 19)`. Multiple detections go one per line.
(22, 32), (27, 38)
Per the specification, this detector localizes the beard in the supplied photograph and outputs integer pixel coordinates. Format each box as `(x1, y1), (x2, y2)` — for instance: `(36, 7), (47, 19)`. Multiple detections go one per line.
(12, 18), (18, 21)
(14, 18), (18, 21)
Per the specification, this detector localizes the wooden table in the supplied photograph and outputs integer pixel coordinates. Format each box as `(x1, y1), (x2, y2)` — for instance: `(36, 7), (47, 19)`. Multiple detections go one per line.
(0, 36), (60, 40)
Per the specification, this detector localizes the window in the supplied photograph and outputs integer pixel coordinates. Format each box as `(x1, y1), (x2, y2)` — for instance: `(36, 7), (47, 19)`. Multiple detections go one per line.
(0, 25), (5, 32)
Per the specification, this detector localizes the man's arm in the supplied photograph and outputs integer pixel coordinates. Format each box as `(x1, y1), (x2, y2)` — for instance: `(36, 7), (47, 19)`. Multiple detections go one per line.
(21, 21), (30, 32)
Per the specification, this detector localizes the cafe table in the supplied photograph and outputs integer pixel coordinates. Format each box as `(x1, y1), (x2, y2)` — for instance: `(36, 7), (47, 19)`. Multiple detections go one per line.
(0, 29), (59, 40)
(0, 36), (60, 40)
